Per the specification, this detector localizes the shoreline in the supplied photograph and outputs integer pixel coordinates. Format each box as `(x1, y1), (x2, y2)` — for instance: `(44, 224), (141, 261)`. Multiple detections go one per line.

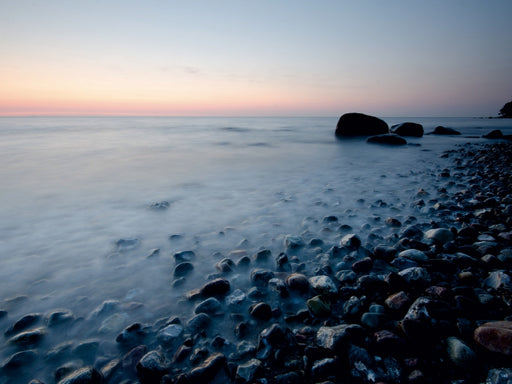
(1, 140), (512, 383)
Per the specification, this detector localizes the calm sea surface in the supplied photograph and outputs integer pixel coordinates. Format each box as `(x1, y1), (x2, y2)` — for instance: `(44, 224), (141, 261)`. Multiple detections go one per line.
(0, 116), (511, 380)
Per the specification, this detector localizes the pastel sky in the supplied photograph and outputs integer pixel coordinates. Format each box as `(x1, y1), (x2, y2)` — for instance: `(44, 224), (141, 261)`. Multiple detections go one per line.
(1, 1), (511, 116)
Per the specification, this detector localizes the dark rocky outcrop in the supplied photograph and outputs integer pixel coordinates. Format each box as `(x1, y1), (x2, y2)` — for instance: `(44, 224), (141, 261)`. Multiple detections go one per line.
(391, 122), (424, 137)
(367, 134), (407, 145)
(430, 126), (461, 135)
(483, 129), (504, 139)
(335, 113), (389, 137)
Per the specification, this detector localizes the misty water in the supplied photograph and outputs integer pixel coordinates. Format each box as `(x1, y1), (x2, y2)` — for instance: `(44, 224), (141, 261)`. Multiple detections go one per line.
(1, 116), (511, 380)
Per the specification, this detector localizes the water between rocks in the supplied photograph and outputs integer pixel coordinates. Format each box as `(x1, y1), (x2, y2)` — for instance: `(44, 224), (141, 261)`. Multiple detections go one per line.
(0, 116), (511, 382)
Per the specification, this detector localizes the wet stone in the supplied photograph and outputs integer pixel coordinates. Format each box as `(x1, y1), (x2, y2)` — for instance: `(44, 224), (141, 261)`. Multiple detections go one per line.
(216, 258), (235, 273)
(1, 349), (38, 370)
(236, 358), (262, 382)
(157, 323), (184, 346)
(309, 275), (337, 295)
(307, 295), (331, 317)
(424, 228), (454, 244)
(46, 309), (74, 327)
(136, 350), (169, 383)
(8, 327), (46, 347)
(249, 302), (272, 321)
(187, 313), (211, 334)
(341, 233), (361, 249)
(446, 336), (476, 369)
(194, 297), (222, 315)
(352, 257), (373, 273)
(316, 324), (364, 352)
(251, 268), (274, 287)
(285, 235), (305, 250)
(254, 249), (272, 262)
(188, 352), (226, 383)
(474, 321), (512, 356)
(226, 289), (246, 307)
(116, 238), (140, 252)
(286, 273), (310, 293)
(199, 278), (231, 297)
(122, 344), (148, 376)
(116, 322), (147, 347)
(174, 262), (194, 277)
(57, 367), (103, 384)
(4, 313), (43, 337)
(173, 250), (196, 263)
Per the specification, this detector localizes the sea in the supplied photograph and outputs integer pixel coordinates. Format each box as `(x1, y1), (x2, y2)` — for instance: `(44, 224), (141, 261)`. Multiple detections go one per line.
(0, 116), (511, 380)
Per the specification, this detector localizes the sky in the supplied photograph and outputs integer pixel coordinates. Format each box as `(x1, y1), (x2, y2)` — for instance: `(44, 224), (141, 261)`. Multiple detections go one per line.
(1, 1), (511, 117)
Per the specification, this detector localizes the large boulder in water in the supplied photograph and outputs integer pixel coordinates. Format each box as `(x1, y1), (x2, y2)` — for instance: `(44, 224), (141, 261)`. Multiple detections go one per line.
(430, 126), (461, 135)
(391, 122), (424, 137)
(483, 129), (504, 139)
(335, 113), (389, 137)
(367, 134), (407, 145)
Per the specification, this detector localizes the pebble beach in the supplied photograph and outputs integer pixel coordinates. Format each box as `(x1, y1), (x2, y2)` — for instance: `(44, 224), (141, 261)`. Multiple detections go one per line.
(1, 118), (512, 384)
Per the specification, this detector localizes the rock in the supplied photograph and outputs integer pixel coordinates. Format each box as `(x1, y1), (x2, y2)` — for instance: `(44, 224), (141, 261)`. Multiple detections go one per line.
(188, 353), (226, 383)
(392, 122), (424, 137)
(250, 302), (272, 321)
(199, 278), (230, 297)
(341, 233), (361, 248)
(424, 228), (454, 244)
(483, 129), (504, 139)
(400, 297), (433, 340)
(98, 312), (129, 333)
(136, 350), (168, 383)
(254, 249), (272, 262)
(274, 371), (302, 384)
(4, 313), (42, 336)
(226, 289), (246, 307)
(397, 249), (429, 263)
(251, 268), (275, 287)
(285, 235), (305, 250)
(115, 238), (140, 252)
(194, 297), (222, 315)
(90, 300), (119, 318)
(236, 358), (262, 382)
(398, 267), (430, 286)
(46, 309), (74, 327)
(352, 257), (373, 273)
(173, 262), (194, 277)
(237, 340), (257, 357)
(156, 324), (184, 346)
(72, 340), (100, 359)
(316, 324), (364, 352)
(311, 357), (338, 380)
(57, 367), (103, 384)
(123, 345), (148, 375)
(1, 349), (38, 370)
(367, 133), (407, 145)
(286, 273), (310, 293)
(474, 321), (512, 356)
(385, 291), (411, 313)
(483, 271), (512, 290)
(485, 368), (512, 384)
(373, 330), (405, 354)
(173, 250), (195, 263)
(8, 327), (46, 347)
(307, 295), (331, 317)
(431, 126), (461, 135)
(186, 313), (211, 334)
(446, 336), (476, 369)
(335, 113), (389, 137)
(309, 275), (337, 295)
(116, 323), (147, 347)
(216, 258), (235, 273)
(149, 201), (170, 210)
